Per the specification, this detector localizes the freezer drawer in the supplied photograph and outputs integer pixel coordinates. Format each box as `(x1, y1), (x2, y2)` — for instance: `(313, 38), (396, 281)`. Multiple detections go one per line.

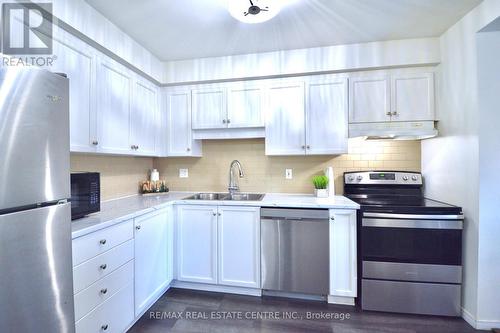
(0, 203), (75, 332)
(261, 209), (329, 295)
(362, 279), (461, 316)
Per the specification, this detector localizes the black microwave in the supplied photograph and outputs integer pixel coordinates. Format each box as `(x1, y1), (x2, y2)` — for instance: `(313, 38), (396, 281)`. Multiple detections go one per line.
(71, 172), (100, 220)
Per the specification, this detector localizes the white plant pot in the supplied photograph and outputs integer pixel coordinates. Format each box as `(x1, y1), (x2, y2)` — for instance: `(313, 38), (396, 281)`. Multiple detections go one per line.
(315, 189), (328, 198)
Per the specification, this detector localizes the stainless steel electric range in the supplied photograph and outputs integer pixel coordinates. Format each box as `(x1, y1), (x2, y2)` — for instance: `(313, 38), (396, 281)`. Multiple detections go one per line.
(344, 171), (464, 317)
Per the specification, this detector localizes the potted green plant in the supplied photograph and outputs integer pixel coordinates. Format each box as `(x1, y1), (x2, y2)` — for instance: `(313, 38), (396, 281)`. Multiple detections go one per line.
(312, 175), (329, 198)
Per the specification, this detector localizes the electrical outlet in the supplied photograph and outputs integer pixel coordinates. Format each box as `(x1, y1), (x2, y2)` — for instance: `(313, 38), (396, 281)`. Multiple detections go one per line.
(285, 169), (293, 180)
(179, 168), (189, 178)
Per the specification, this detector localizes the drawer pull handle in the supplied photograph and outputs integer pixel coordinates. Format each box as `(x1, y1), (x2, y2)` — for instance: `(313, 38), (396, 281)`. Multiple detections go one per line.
(100, 264), (107, 270)
(99, 239), (107, 245)
(101, 324), (109, 331)
(100, 288), (108, 295)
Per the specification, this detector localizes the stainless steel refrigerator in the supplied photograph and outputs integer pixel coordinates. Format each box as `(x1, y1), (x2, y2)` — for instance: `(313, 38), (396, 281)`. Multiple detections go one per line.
(0, 68), (75, 332)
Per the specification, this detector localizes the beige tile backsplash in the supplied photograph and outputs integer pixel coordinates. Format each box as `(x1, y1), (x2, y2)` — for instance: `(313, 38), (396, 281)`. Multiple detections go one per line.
(70, 154), (153, 201)
(153, 138), (421, 195)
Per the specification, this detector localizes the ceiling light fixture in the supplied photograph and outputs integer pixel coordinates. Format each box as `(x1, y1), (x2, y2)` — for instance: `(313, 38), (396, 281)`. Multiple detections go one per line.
(228, 0), (283, 24)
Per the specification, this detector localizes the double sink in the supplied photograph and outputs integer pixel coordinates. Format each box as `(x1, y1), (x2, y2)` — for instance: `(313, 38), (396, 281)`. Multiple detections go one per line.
(185, 192), (265, 201)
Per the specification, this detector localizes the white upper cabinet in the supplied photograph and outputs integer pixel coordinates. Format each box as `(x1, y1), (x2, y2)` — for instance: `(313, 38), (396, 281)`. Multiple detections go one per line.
(134, 209), (169, 316)
(96, 58), (133, 154)
(349, 76), (391, 123)
(391, 73), (435, 121)
(165, 88), (202, 157)
(192, 87), (227, 129)
(131, 77), (158, 156)
(265, 82), (306, 155)
(52, 32), (97, 153)
(177, 205), (218, 284)
(217, 206), (260, 288)
(306, 78), (348, 155)
(227, 84), (264, 128)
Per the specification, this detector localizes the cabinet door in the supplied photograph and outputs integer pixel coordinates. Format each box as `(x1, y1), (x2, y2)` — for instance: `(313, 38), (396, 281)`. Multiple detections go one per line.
(218, 206), (260, 288)
(265, 82), (306, 155)
(227, 84), (264, 128)
(391, 73), (435, 121)
(306, 78), (348, 155)
(134, 209), (169, 316)
(177, 205), (218, 284)
(131, 78), (158, 156)
(166, 90), (200, 156)
(329, 209), (357, 299)
(96, 59), (133, 153)
(349, 77), (390, 123)
(52, 33), (97, 153)
(192, 87), (227, 129)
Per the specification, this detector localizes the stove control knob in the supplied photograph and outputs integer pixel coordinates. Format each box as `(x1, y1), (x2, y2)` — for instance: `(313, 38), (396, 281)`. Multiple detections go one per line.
(347, 175), (355, 182)
(402, 176), (409, 181)
(357, 175), (363, 181)
(411, 175), (418, 181)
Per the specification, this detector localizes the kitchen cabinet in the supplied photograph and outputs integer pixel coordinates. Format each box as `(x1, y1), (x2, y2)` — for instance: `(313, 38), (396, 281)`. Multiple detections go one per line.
(390, 73), (435, 121)
(218, 206), (260, 288)
(349, 76), (390, 123)
(349, 72), (435, 124)
(328, 209), (357, 304)
(265, 82), (306, 155)
(176, 205), (261, 288)
(177, 205), (218, 284)
(96, 58), (133, 154)
(227, 84), (264, 128)
(266, 77), (348, 156)
(192, 87), (227, 129)
(134, 208), (170, 316)
(306, 78), (348, 155)
(51, 31), (97, 153)
(165, 88), (202, 156)
(130, 76), (159, 156)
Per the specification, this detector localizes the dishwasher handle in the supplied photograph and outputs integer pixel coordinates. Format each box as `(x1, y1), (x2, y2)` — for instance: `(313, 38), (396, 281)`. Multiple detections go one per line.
(261, 208), (329, 220)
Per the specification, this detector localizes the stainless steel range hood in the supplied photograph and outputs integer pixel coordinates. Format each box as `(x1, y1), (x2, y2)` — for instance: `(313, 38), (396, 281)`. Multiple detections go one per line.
(349, 121), (438, 140)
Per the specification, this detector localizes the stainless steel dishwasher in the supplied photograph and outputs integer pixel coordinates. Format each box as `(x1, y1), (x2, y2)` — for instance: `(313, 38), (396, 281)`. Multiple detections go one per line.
(261, 208), (330, 295)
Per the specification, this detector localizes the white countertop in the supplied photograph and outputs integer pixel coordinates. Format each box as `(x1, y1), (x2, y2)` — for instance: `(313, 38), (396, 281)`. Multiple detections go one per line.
(71, 192), (359, 239)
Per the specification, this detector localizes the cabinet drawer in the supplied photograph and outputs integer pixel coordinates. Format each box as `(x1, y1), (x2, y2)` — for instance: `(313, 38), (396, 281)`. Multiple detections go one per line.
(73, 239), (134, 294)
(76, 282), (134, 333)
(74, 260), (134, 321)
(73, 220), (133, 266)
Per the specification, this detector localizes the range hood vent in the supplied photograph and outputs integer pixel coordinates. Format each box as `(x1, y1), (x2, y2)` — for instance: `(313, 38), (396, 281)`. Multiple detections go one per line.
(349, 121), (437, 140)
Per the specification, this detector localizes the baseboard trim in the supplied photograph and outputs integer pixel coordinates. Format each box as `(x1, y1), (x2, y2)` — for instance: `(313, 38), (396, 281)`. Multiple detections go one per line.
(327, 295), (355, 306)
(461, 307), (500, 330)
(171, 280), (262, 297)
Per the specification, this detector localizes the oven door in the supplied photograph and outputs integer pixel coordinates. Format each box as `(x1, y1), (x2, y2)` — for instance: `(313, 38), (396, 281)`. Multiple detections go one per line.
(361, 212), (463, 265)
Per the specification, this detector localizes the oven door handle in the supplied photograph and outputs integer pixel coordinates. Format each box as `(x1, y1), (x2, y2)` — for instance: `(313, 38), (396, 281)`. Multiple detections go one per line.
(362, 218), (463, 230)
(363, 212), (464, 220)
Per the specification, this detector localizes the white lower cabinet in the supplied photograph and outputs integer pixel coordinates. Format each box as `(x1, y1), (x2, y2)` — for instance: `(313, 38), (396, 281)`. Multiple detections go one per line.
(176, 205), (261, 289)
(328, 209), (357, 304)
(177, 205), (218, 284)
(134, 208), (170, 316)
(218, 206), (260, 288)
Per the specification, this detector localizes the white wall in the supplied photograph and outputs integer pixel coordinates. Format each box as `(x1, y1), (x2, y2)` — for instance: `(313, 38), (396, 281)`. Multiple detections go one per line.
(422, 0), (500, 329)
(162, 38), (440, 84)
(476, 28), (500, 329)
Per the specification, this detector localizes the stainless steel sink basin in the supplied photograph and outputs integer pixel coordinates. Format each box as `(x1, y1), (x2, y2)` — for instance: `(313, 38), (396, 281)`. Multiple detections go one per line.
(224, 193), (265, 201)
(184, 192), (264, 201)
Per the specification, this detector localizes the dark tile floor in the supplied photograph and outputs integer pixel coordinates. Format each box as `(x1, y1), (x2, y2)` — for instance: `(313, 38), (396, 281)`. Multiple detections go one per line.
(129, 288), (480, 333)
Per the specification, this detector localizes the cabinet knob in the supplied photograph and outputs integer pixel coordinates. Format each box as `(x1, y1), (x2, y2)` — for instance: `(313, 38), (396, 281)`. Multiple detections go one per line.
(212, 212), (217, 216)
(136, 225), (141, 230)
(392, 111), (398, 116)
(99, 239), (107, 245)
(330, 217), (335, 221)
(186, 148), (191, 152)
(218, 213), (221, 216)
(227, 119), (231, 124)
(92, 140), (99, 146)
(131, 145), (135, 149)
(222, 119), (226, 124)
(101, 324), (109, 331)
(386, 112), (392, 116)
(136, 145), (139, 150)
(100, 288), (108, 295)
(100, 264), (107, 270)
(306, 145), (310, 149)
(301, 145), (306, 149)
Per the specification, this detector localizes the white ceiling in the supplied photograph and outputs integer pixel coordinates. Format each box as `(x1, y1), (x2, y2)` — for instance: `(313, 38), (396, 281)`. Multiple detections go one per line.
(85, 0), (482, 61)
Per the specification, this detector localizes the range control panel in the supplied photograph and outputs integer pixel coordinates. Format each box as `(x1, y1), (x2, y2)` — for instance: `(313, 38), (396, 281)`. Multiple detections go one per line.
(344, 171), (423, 185)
